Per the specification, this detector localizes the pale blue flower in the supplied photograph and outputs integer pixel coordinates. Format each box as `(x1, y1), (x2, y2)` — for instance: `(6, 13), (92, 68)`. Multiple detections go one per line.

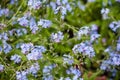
(10, 54), (21, 63)
(29, 17), (38, 34)
(28, 62), (40, 76)
(3, 42), (12, 54)
(16, 71), (28, 80)
(38, 19), (52, 28)
(26, 49), (43, 60)
(63, 54), (74, 65)
(109, 21), (120, 32)
(101, 8), (110, 19)
(72, 41), (95, 58)
(50, 31), (64, 43)
(0, 32), (9, 41)
(65, 77), (71, 80)
(21, 43), (34, 54)
(0, 64), (4, 72)
(0, 8), (9, 17)
(66, 66), (81, 79)
(43, 75), (53, 80)
(90, 34), (100, 42)
(26, 46), (46, 60)
(18, 17), (29, 27)
(28, 0), (41, 10)
(77, 26), (90, 39)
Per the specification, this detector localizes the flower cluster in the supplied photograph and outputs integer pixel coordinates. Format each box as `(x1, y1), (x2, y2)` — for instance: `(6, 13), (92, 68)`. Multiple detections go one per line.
(20, 43), (34, 54)
(63, 54), (74, 65)
(66, 66), (81, 80)
(77, 25), (100, 42)
(50, 31), (64, 43)
(10, 54), (21, 63)
(42, 64), (56, 80)
(0, 0), (120, 80)
(117, 37), (120, 51)
(50, 0), (72, 19)
(27, 46), (46, 60)
(27, 62), (40, 76)
(28, 0), (42, 10)
(18, 16), (29, 27)
(21, 43), (46, 60)
(0, 32), (9, 41)
(0, 8), (9, 17)
(18, 15), (52, 33)
(16, 62), (40, 80)
(16, 71), (28, 80)
(72, 41), (95, 58)
(3, 41), (12, 54)
(9, 28), (27, 37)
(38, 19), (52, 28)
(109, 20), (120, 32)
(100, 47), (120, 70)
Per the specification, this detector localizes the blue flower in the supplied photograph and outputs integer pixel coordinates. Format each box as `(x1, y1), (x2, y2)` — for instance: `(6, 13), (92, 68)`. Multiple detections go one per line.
(90, 34), (100, 42)
(42, 75), (53, 80)
(117, 37), (120, 51)
(77, 26), (90, 39)
(43, 64), (56, 74)
(109, 21), (120, 32)
(38, 19), (52, 28)
(29, 17), (38, 34)
(10, 54), (21, 63)
(26, 48), (43, 60)
(49, 0), (72, 19)
(16, 71), (28, 80)
(21, 43), (34, 54)
(18, 17), (29, 27)
(50, 31), (64, 43)
(63, 54), (74, 65)
(27, 62), (40, 76)
(65, 77), (71, 80)
(0, 64), (4, 72)
(66, 66), (81, 79)
(3, 42), (12, 54)
(0, 32), (9, 41)
(0, 8), (9, 17)
(28, 0), (41, 10)
(101, 8), (110, 19)
(72, 41), (95, 58)
(26, 46), (46, 60)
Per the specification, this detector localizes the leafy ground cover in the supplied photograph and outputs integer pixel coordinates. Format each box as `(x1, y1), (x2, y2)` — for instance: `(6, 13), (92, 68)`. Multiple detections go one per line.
(0, 0), (120, 80)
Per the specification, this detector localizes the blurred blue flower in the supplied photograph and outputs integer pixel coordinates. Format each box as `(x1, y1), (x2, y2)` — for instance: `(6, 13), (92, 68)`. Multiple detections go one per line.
(26, 45), (46, 60)
(0, 32), (9, 41)
(3, 42), (12, 54)
(43, 75), (53, 80)
(0, 64), (4, 72)
(21, 43), (34, 54)
(18, 17), (29, 27)
(27, 62), (40, 76)
(72, 41), (95, 58)
(50, 31), (64, 43)
(101, 8), (110, 19)
(109, 21), (120, 32)
(63, 54), (74, 65)
(16, 71), (28, 80)
(38, 19), (52, 28)
(66, 66), (81, 79)
(28, 0), (41, 10)
(10, 54), (21, 63)
(29, 17), (38, 34)
(0, 8), (9, 17)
